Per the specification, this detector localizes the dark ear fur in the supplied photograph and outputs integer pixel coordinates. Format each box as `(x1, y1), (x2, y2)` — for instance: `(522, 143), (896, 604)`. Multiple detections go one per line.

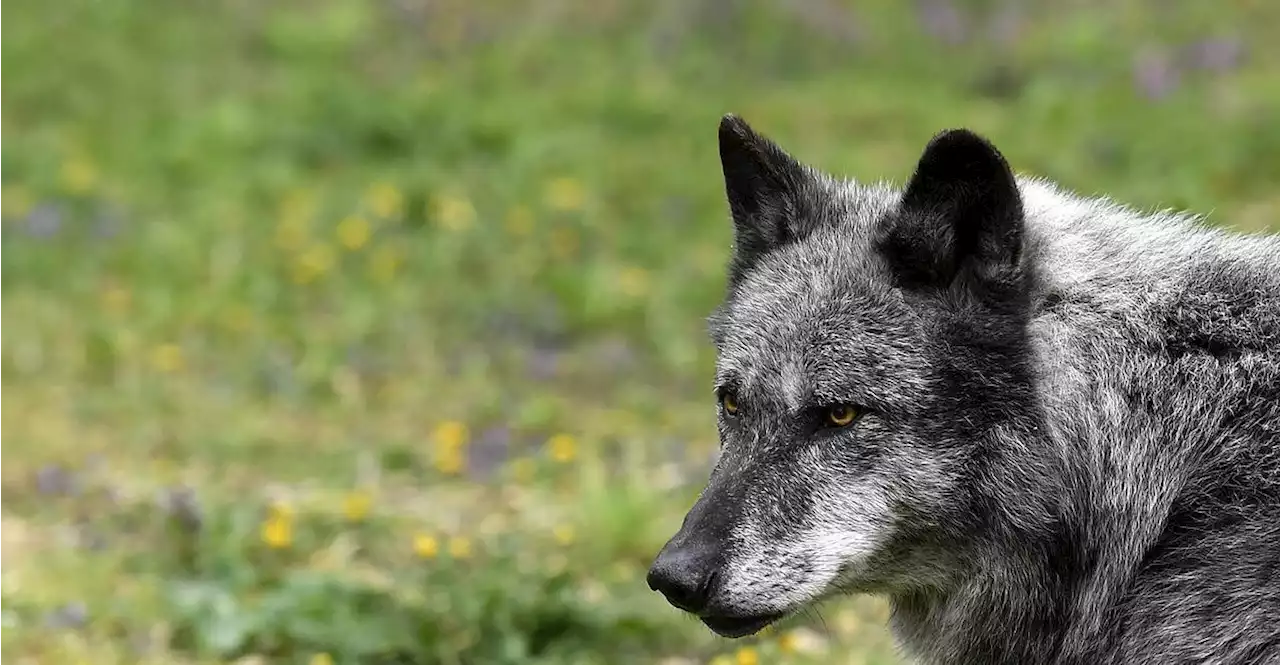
(718, 114), (814, 285)
(879, 129), (1025, 295)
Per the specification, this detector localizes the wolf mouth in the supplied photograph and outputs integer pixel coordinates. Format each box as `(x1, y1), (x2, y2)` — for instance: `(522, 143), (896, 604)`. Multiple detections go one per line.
(699, 612), (785, 638)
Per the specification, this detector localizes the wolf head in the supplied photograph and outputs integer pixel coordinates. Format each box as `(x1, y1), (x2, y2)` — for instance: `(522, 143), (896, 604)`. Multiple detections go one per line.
(647, 115), (1043, 637)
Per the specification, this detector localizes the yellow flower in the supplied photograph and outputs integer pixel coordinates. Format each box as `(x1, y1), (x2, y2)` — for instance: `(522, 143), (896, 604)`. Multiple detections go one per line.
(279, 187), (318, 223)
(433, 194), (475, 232)
(292, 244), (336, 284)
(309, 653), (334, 665)
(112, 331), (139, 361)
(221, 304), (254, 333)
(504, 206), (534, 236)
(509, 457), (536, 483)
(433, 420), (469, 449)
(549, 227), (579, 259)
(776, 629), (799, 655)
(834, 608), (860, 636)
(544, 177), (586, 212)
(432, 420), (469, 475)
(447, 536), (473, 559)
(261, 515), (293, 549)
(336, 215), (371, 251)
(734, 646), (759, 665)
(275, 216), (310, 253)
(101, 285), (132, 314)
(413, 533), (439, 559)
(617, 266), (650, 298)
(365, 182), (404, 220)
(546, 433), (577, 463)
(60, 156), (98, 194)
(553, 524), (576, 546)
(367, 245), (404, 283)
(434, 447), (465, 475)
(268, 499), (295, 520)
(2, 185), (33, 219)
(610, 561), (635, 583)
(695, 243), (724, 275)
(330, 366), (363, 405)
(150, 344), (184, 373)
(342, 491), (372, 522)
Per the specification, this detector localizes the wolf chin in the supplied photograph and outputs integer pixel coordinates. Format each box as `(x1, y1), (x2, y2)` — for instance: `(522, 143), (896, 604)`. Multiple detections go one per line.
(646, 115), (1280, 665)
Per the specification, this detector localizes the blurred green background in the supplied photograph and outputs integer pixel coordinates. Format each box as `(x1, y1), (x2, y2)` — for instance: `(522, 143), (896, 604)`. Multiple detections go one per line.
(2, 0), (1278, 663)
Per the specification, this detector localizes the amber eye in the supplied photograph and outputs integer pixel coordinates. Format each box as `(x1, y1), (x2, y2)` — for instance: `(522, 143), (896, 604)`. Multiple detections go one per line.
(720, 391), (739, 416)
(826, 404), (858, 427)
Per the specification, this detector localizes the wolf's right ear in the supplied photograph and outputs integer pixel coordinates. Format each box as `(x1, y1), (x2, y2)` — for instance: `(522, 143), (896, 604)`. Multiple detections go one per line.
(718, 114), (813, 285)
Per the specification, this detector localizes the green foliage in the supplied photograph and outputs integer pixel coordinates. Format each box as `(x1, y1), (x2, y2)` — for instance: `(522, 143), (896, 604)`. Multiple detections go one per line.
(3, 0), (1278, 663)
(148, 500), (667, 664)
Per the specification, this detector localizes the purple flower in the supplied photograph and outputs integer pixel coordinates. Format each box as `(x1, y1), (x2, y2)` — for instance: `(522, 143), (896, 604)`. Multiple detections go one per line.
(1133, 48), (1180, 100)
(986, 4), (1023, 46)
(78, 527), (109, 552)
(156, 485), (203, 531)
(1187, 36), (1245, 73)
(93, 205), (126, 239)
(468, 425), (513, 481)
(780, 0), (862, 45)
(44, 602), (88, 630)
(35, 464), (77, 496)
(916, 0), (968, 45)
(590, 337), (636, 371)
(24, 203), (64, 238)
(525, 345), (560, 382)
(345, 345), (381, 376)
(258, 347), (299, 398)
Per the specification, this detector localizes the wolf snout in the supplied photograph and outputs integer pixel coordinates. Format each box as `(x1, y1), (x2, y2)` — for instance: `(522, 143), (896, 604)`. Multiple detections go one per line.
(646, 539), (721, 614)
(647, 536), (786, 638)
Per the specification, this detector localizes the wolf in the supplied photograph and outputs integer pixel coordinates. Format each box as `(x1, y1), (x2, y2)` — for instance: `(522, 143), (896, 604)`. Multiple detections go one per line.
(646, 115), (1280, 665)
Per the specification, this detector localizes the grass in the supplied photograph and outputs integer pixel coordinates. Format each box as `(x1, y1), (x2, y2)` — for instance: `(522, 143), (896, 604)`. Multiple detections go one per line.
(2, 0), (1278, 663)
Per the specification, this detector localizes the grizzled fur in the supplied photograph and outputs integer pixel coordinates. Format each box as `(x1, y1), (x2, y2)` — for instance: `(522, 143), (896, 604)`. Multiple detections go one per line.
(646, 115), (1280, 665)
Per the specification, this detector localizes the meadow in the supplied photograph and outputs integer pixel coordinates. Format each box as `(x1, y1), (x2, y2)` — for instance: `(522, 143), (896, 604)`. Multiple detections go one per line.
(2, 0), (1278, 663)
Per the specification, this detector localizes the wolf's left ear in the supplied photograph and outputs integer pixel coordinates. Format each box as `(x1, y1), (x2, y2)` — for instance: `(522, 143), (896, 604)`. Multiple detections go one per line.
(718, 114), (815, 285)
(878, 129), (1025, 293)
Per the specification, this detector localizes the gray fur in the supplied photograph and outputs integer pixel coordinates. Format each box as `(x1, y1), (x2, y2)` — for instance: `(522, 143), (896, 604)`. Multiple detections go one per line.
(647, 115), (1280, 665)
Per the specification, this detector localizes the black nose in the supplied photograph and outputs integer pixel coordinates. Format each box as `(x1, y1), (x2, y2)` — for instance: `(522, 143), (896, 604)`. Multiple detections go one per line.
(646, 541), (720, 614)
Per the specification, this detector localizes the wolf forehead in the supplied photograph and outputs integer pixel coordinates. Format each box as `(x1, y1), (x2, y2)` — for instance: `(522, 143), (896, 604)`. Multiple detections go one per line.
(707, 230), (931, 414)
(704, 116), (1042, 415)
